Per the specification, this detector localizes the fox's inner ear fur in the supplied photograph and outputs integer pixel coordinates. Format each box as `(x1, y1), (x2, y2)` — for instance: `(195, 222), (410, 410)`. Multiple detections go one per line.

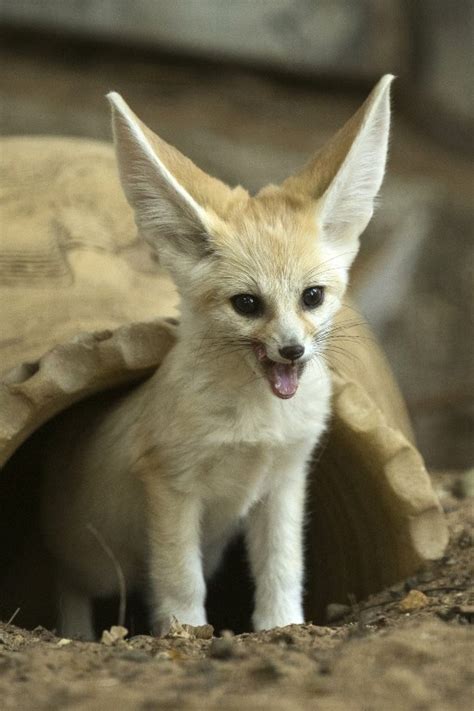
(283, 75), (394, 268)
(107, 92), (222, 270)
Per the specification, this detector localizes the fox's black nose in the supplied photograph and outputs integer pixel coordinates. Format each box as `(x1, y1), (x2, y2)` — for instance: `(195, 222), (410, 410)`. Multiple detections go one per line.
(279, 344), (305, 361)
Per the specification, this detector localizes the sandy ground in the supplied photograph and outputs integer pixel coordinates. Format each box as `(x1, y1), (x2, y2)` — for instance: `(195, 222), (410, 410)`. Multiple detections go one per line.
(1, 473), (472, 711)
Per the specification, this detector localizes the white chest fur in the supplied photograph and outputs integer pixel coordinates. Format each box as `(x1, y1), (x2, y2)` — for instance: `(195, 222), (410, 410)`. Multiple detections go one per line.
(146, 355), (332, 530)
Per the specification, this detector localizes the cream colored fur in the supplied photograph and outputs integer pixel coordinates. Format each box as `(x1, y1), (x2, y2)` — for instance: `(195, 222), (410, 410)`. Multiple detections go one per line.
(41, 75), (393, 639)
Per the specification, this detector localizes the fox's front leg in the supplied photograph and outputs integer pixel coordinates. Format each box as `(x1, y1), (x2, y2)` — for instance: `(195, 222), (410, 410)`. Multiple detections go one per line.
(245, 445), (311, 631)
(145, 481), (206, 635)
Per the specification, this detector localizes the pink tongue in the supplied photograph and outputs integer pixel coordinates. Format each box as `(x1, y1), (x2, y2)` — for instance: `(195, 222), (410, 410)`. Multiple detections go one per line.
(267, 362), (299, 399)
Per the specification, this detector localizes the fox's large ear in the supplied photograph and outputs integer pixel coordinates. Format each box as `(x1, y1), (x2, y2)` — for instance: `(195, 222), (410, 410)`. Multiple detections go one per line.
(283, 75), (394, 268)
(107, 93), (232, 273)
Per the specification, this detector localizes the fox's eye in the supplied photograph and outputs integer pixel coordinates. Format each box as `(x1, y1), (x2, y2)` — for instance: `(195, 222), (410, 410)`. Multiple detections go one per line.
(230, 294), (263, 317)
(302, 286), (325, 309)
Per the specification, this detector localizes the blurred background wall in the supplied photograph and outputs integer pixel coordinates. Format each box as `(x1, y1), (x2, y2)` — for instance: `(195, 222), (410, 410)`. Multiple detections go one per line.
(1, 0), (473, 471)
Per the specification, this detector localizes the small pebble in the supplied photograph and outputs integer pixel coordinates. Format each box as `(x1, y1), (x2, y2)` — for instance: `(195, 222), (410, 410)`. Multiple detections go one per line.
(399, 589), (429, 612)
(56, 638), (72, 648)
(101, 625), (128, 646)
(186, 623), (214, 640)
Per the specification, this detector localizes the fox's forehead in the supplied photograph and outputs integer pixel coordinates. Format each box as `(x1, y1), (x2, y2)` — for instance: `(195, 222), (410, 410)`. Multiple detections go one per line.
(216, 190), (314, 235)
(206, 194), (333, 294)
(202, 204), (334, 300)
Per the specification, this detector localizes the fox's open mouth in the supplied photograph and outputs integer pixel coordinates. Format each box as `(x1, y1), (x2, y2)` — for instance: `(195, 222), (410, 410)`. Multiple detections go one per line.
(252, 343), (305, 399)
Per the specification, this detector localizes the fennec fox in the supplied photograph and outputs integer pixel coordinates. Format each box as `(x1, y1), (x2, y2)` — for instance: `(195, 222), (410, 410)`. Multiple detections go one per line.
(41, 76), (393, 639)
